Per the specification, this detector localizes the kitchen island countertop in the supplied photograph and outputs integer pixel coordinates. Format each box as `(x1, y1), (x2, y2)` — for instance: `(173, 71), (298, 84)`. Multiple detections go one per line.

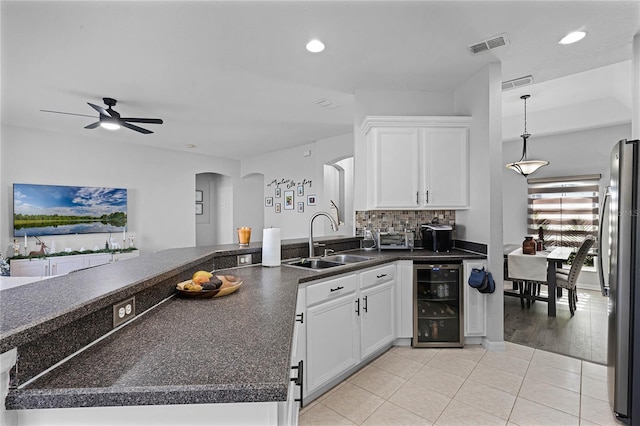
(2, 243), (485, 410)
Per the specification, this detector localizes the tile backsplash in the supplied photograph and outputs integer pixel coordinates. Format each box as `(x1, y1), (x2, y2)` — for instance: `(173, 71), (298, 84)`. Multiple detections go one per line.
(355, 210), (455, 237)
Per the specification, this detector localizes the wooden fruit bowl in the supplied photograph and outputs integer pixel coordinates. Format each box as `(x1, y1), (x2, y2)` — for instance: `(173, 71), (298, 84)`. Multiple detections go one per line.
(176, 275), (243, 298)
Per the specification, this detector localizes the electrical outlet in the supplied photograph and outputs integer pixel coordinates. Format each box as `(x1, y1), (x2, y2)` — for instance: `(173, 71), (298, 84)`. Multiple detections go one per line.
(237, 254), (252, 266)
(113, 297), (135, 328)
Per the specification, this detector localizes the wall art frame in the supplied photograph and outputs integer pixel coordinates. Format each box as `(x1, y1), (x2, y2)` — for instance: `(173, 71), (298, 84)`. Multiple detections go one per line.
(265, 197), (273, 207)
(307, 195), (317, 206)
(284, 190), (294, 210)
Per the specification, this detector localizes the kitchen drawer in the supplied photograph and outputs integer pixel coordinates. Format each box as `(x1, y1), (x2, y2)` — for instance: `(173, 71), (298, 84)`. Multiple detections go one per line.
(306, 274), (357, 307)
(359, 264), (395, 289)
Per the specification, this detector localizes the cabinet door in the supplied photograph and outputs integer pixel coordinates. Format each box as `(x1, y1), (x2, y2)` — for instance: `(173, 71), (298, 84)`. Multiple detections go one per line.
(360, 280), (395, 359)
(84, 253), (112, 268)
(373, 127), (420, 208)
(49, 256), (85, 275)
(306, 293), (359, 394)
(10, 259), (49, 277)
(421, 127), (469, 208)
(463, 260), (487, 337)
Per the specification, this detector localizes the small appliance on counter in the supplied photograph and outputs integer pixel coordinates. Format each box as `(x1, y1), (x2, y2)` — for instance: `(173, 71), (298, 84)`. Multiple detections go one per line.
(376, 231), (414, 251)
(421, 224), (453, 252)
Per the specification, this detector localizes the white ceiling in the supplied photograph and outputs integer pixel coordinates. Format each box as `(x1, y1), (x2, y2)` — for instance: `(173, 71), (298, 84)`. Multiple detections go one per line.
(2, 1), (639, 160)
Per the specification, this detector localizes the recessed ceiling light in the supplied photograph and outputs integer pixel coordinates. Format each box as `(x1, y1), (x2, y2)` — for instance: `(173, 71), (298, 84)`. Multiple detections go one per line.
(186, 144), (198, 149)
(559, 31), (587, 45)
(306, 39), (325, 53)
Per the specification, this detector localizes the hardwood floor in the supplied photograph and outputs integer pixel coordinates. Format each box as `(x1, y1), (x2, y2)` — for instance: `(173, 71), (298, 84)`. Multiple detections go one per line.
(504, 282), (608, 364)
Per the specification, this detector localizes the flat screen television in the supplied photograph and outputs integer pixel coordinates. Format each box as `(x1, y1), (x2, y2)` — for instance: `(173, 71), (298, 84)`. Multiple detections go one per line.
(13, 183), (127, 237)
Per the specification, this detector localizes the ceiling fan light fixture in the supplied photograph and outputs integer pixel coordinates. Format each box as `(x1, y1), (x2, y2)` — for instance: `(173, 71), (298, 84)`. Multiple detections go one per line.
(306, 39), (325, 53)
(559, 30), (587, 45)
(100, 119), (121, 131)
(506, 94), (549, 177)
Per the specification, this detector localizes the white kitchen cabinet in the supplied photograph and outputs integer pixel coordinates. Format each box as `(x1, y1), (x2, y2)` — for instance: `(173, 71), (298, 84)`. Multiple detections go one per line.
(112, 251), (140, 262)
(362, 116), (470, 209)
(360, 280), (395, 359)
(49, 256), (85, 276)
(9, 251), (140, 277)
(9, 258), (49, 277)
(83, 253), (113, 268)
(463, 259), (487, 338)
(306, 276), (359, 395)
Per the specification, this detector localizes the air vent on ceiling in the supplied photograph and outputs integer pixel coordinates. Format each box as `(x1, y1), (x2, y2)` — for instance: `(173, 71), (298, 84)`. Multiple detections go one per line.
(467, 33), (510, 55)
(314, 98), (341, 109)
(502, 75), (534, 91)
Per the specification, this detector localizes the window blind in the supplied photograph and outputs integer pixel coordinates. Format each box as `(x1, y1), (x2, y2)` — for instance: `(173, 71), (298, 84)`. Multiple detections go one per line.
(527, 174), (601, 249)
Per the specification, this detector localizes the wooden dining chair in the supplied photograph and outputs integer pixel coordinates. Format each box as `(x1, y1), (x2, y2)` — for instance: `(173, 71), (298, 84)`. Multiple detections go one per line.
(555, 236), (595, 315)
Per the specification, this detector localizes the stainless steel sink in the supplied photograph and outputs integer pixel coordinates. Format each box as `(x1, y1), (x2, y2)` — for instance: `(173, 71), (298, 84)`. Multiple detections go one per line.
(284, 259), (345, 270)
(322, 254), (373, 264)
(283, 254), (373, 271)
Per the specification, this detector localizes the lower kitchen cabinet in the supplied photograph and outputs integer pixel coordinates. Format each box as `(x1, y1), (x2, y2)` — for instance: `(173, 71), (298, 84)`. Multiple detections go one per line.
(8, 258), (49, 277)
(48, 256), (85, 276)
(10, 251), (139, 277)
(302, 264), (397, 403)
(359, 265), (395, 359)
(306, 275), (359, 395)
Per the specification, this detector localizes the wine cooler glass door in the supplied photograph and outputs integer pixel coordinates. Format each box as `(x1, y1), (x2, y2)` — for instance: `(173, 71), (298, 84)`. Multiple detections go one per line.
(413, 263), (463, 347)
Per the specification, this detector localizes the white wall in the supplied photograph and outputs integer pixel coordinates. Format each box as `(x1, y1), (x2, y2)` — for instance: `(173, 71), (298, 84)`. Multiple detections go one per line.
(454, 62), (504, 347)
(502, 123), (631, 245)
(1, 125), (240, 253)
(241, 133), (354, 240)
(233, 173), (264, 243)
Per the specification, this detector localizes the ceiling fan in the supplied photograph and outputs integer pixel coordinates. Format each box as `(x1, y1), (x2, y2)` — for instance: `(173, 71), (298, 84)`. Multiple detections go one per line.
(41, 97), (163, 134)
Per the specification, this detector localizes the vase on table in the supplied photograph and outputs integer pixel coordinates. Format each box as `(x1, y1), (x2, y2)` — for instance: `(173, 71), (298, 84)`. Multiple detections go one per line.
(522, 236), (536, 255)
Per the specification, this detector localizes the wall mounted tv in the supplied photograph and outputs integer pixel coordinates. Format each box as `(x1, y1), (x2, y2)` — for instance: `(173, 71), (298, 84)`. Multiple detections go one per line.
(13, 183), (127, 237)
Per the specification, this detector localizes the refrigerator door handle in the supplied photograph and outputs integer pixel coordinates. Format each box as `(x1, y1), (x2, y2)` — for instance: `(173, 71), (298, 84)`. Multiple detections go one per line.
(598, 186), (611, 297)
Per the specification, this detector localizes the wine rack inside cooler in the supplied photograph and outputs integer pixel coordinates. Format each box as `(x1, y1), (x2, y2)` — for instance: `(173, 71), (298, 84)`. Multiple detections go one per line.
(413, 263), (463, 348)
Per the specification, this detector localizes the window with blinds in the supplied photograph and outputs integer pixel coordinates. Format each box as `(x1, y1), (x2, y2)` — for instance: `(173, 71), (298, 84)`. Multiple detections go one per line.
(527, 174), (601, 249)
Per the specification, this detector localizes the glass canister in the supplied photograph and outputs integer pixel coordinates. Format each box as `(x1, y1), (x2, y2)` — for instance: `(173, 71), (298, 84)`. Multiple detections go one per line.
(522, 236), (536, 255)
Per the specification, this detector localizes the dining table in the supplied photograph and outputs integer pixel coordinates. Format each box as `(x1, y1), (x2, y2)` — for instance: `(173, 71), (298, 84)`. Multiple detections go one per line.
(506, 246), (573, 317)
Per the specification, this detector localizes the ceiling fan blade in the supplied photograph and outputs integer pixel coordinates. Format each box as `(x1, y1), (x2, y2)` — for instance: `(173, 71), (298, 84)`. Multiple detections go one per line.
(122, 122), (153, 134)
(120, 117), (163, 124)
(85, 121), (100, 129)
(88, 102), (111, 117)
(40, 110), (97, 119)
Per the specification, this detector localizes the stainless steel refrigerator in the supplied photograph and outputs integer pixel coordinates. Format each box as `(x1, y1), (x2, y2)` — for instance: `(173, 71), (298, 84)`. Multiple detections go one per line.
(599, 138), (640, 424)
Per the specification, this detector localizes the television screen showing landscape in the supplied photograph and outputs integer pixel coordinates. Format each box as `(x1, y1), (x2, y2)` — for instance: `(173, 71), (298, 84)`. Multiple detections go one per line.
(13, 183), (127, 237)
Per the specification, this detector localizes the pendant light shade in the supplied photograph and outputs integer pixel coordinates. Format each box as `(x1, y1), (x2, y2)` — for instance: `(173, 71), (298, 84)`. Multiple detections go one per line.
(506, 94), (549, 177)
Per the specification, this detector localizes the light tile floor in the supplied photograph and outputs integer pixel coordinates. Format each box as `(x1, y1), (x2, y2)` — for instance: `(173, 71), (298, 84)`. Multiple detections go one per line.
(298, 342), (620, 425)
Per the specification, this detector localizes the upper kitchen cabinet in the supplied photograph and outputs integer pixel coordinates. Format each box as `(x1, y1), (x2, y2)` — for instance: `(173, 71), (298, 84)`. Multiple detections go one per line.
(361, 116), (471, 209)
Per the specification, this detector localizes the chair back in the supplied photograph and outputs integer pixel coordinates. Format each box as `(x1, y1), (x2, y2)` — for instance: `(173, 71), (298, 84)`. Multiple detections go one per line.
(565, 236), (595, 287)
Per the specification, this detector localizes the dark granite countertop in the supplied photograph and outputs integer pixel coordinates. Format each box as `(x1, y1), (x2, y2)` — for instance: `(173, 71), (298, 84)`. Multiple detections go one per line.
(3, 240), (485, 410)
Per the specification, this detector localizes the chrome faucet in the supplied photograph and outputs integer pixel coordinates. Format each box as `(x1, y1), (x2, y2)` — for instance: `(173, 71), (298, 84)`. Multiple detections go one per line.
(309, 211), (339, 257)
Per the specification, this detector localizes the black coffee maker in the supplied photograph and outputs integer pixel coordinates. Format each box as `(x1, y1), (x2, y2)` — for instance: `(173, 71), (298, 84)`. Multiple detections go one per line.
(421, 223), (453, 252)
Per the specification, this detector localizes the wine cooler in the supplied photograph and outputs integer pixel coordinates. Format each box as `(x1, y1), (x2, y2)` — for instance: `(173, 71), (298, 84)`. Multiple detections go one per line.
(413, 262), (463, 348)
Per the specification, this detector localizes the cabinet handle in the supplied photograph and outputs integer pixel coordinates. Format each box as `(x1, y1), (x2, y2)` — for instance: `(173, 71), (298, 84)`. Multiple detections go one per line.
(330, 286), (344, 292)
(426, 190), (429, 204)
(355, 298), (360, 316)
(290, 360), (304, 405)
(296, 313), (304, 324)
(363, 296), (368, 313)
(376, 273), (387, 279)
(416, 191), (419, 205)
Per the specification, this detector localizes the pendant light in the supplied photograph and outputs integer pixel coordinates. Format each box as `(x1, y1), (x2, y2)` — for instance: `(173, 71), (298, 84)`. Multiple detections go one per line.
(506, 94), (549, 177)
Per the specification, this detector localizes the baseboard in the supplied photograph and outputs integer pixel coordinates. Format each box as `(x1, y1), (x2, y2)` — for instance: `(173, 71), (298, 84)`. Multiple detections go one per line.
(482, 338), (506, 352)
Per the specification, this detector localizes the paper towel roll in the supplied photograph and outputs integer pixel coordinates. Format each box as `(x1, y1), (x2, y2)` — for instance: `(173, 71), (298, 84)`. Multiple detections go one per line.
(262, 228), (281, 267)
